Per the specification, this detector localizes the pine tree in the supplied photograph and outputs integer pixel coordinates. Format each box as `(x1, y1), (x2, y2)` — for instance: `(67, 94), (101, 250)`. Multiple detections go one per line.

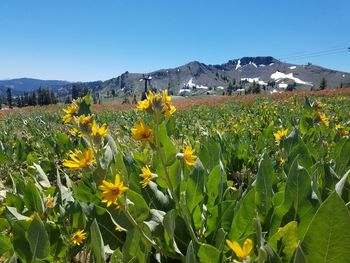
(6, 88), (12, 108)
(319, 77), (327, 90)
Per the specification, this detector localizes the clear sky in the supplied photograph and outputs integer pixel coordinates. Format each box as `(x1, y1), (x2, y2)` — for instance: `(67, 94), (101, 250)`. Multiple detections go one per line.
(0, 0), (349, 81)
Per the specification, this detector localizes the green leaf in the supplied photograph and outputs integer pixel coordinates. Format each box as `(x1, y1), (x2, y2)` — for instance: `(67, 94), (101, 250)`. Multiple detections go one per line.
(334, 139), (350, 176)
(183, 161), (206, 213)
(127, 190), (150, 223)
(271, 156), (314, 238)
(32, 163), (51, 188)
(228, 189), (256, 241)
(0, 234), (12, 255)
(109, 248), (123, 263)
(268, 221), (298, 261)
(293, 244), (307, 263)
(12, 221), (32, 262)
(215, 228), (227, 251)
(206, 201), (235, 238)
(335, 169), (350, 197)
(23, 181), (44, 214)
(186, 241), (198, 263)
(301, 192), (350, 263)
(27, 214), (50, 260)
(255, 153), (274, 215)
(100, 145), (113, 170)
(197, 244), (222, 263)
(90, 219), (106, 263)
(7, 254), (18, 263)
(122, 226), (150, 262)
(206, 164), (224, 207)
(5, 206), (28, 221)
(158, 123), (177, 166)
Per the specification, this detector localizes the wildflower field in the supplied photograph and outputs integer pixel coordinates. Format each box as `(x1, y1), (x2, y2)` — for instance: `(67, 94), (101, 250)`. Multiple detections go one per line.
(0, 91), (350, 263)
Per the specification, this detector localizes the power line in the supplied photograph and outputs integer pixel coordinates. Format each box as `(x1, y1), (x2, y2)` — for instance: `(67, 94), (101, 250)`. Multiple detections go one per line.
(286, 50), (348, 62)
(278, 46), (349, 62)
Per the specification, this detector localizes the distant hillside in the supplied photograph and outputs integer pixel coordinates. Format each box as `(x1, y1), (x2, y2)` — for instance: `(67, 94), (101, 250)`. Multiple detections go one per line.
(2, 57), (350, 98)
(0, 78), (70, 96)
(99, 56), (350, 96)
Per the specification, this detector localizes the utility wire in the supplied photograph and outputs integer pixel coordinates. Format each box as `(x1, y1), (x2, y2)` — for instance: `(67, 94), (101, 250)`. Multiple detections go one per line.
(277, 46), (349, 62)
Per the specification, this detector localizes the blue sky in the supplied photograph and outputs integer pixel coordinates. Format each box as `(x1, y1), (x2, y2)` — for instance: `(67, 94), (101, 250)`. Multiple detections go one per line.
(0, 0), (349, 81)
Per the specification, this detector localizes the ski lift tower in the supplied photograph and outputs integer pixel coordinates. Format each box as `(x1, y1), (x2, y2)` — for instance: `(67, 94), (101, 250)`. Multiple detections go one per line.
(140, 74), (152, 100)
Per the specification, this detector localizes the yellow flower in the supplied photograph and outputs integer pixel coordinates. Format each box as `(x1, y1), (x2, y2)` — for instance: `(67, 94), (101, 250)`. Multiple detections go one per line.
(75, 115), (93, 126)
(226, 238), (253, 261)
(63, 148), (95, 170)
(25, 215), (34, 222)
(137, 91), (154, 110)
(183, 145), (197, 166)
(279, 158), (285, 166)
(98, 175), (128, 207)
(91, 121), (108, 138)
(317, 112), (329, 126)
(62, 103), (78, 124)
(46, 197), (55, 208)
(335, 124), (343, 130)
(340, 130), (349, 137)
(162, 91), (176, 119)
(70, 229), (87, 246)
(139, 165), (155, 188)
(274, 128), (288, 145)
(131, 120), (152, 143)
(70, 127), (83, 137)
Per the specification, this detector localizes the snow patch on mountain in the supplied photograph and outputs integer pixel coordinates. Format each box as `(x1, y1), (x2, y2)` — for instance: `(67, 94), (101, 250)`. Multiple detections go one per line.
(235, 60), (241, 70)
(241, 77), (267, 86)
(181, 78), (209, 94)
(278, 83), (288, 88)
(289, 66), (297, 70)
(271, 71), (312, 86)
(248, 61), (258, 68)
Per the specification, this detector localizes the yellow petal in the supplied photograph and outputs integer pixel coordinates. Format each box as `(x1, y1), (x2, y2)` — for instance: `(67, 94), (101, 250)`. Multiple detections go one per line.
(226, 240), (245, 260)
(243, 239), (253, 257)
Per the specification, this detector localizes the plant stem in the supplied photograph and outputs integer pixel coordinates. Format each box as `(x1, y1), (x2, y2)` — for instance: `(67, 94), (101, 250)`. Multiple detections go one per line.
(153, 115), (201, 245)
(123, 208), (181, 260)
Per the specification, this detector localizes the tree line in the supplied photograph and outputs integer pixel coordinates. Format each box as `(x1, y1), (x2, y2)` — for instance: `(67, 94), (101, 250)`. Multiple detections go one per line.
(0, 87), (58, 109)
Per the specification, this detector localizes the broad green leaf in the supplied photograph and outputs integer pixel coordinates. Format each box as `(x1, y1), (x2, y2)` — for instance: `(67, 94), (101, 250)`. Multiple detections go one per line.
(335, 169), (350, 197)
(7, 254), (18, 263)
(27, 214), (50, 260)
(32, 163), (51, 188)
(90, 219), (106, 263)
(206, 201), (235, 238)
(268, 221), (298, 261)
(271, 156), (314, 238)
(0, 234), (12, 255)
(301, 192), (350, 263)
(127, 190), (150, 223)
(293, 244), (307, 263)
(100, 145), (113, 170)
(255, 153), (274, 215)
(228, 189), (256, 241)
(215, 228), (227, 251)
(183, 161), (206, 213)
(110, 248), (123, 263)
(206, 164), (224, 207)
(334, 138), (350, 176)
(122, 226), (151, 262)
(197, 243), (222, 263)
(158, 123), (177, 166)
(13, 221), (32, 262)
(186, 241), (198, 263)
(23, 181), (44, 214)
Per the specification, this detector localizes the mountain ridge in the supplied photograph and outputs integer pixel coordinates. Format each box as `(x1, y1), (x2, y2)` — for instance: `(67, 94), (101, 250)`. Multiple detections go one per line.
(1, 56), (350, 97)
